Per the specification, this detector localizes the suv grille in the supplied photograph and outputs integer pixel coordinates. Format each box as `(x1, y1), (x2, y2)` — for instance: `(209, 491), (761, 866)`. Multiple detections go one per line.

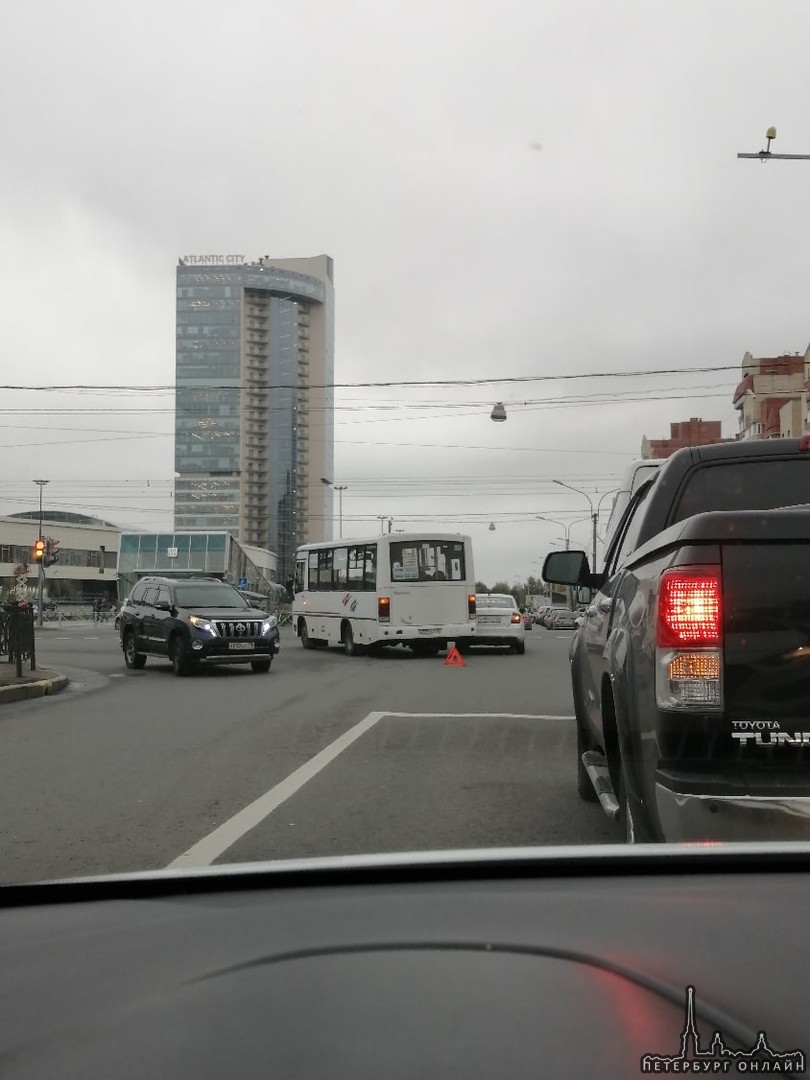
(215, 619), (263, 638)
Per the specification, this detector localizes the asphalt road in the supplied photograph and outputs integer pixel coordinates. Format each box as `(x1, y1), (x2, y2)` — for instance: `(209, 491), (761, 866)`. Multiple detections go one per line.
(0, 623), (619, 884)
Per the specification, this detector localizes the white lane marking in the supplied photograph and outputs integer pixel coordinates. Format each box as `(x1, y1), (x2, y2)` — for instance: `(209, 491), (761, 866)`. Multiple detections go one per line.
(167, 711), (576, 869)
(167, 710), (388, 869)
(384, 712), (575, 720)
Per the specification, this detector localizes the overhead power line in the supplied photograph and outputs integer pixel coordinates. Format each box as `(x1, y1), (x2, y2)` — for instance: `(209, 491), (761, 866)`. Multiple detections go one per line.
(0, 363), (743, 393)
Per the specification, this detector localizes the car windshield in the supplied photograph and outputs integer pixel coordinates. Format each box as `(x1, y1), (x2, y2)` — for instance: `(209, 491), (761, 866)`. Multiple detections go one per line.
(2, 2), (810, 891)
(173, 585), (250, 609)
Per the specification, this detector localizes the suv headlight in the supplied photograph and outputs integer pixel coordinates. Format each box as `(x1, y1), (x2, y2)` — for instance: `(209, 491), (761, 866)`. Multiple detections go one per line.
(261, 617), (278, 635)
(189, 616), (216, 635)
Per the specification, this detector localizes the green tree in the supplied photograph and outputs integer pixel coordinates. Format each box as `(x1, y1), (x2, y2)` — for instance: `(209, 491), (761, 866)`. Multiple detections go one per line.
(474, 580), (489, 593)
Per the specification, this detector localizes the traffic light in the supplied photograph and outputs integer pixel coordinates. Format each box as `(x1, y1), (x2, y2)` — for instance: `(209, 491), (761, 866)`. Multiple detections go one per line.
(33, 538), (46, 563)
(44, 538), (60, 567)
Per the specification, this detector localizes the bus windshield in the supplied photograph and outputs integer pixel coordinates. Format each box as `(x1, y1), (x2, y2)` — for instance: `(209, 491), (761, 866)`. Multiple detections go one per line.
(389, 539), (467, 582)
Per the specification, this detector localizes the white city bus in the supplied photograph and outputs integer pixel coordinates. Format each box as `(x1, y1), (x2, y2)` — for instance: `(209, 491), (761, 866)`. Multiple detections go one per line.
(292, 533), (477, 656)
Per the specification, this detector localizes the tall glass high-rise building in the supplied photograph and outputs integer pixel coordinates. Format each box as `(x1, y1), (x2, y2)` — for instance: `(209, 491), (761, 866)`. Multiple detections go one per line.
(174, 254), (335, 585)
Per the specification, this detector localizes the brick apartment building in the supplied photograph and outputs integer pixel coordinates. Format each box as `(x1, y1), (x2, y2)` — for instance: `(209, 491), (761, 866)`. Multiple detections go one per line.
(641, 418), (730, 460)
(732, 348), (809, 439)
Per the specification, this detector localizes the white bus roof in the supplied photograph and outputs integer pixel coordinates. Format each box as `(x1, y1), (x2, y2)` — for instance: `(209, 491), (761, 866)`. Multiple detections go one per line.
(295, 532), (471, 552)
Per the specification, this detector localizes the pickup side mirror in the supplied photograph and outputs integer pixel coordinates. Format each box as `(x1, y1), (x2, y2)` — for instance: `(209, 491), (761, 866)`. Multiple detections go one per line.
(543, 550), (603, 589)
(154, 600), (172, 612)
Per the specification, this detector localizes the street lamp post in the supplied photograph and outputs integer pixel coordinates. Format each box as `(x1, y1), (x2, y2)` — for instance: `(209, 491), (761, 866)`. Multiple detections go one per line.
(33, 479), (49, 628)
(320, 477), (348, 539)
(549, 484), (619, 570)
(552, 480), (597, 569)
(536, 514), (591, 550)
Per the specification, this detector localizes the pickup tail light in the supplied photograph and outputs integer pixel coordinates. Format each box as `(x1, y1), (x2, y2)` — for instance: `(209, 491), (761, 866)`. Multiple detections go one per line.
(468, 594), (476, 619)
(657, 568), (721, 647)
(378, 596), (390, 623)
(655, 566), (722, 711)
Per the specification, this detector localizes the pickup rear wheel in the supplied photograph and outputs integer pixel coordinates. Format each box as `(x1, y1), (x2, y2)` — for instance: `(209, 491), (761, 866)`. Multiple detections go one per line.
(573, 680), (598, 802)
(617, 763), (653, 843)
(576, 721), (598, 802)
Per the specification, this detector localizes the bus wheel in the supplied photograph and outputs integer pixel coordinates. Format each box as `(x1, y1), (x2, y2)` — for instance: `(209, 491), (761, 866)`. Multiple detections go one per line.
(299, 619), (315, 649)
(343, 623), (363, 657)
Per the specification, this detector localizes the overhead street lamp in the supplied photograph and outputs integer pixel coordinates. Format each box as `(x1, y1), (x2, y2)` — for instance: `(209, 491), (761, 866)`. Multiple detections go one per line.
(737, 126), (810, 162)
(552, 480), (598, 569)
(320, 477), (348, 539)
(33, 479), (49, 628)
(549, 484), (620, 570)
(535, 514), (591, 550)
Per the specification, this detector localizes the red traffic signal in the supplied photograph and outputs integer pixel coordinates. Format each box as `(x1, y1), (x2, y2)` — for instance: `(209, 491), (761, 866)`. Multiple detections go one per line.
(33, 539), (46, 562)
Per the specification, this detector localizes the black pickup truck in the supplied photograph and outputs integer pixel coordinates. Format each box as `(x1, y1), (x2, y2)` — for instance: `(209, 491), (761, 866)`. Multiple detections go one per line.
(543, 436), (810, 843)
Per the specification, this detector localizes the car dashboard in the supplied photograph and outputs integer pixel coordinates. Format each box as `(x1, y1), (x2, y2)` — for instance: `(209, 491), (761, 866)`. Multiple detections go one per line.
(1, 845), (809, 1078)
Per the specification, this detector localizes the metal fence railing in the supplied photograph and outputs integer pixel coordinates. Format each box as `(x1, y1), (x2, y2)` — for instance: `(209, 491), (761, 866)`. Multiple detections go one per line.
(0, 604), (36, 675)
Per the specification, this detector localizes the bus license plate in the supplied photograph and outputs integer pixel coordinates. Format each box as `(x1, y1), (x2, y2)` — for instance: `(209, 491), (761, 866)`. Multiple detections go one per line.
(229, 642), (254, 650)
(418, 629), (437, 636)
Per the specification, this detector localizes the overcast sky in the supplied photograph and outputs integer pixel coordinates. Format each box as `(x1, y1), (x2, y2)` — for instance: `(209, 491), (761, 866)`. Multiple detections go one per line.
(2, 1), (809, 585)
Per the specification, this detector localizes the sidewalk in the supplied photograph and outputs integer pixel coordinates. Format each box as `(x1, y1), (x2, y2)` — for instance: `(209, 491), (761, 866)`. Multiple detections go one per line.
(0, 663), (70, 704)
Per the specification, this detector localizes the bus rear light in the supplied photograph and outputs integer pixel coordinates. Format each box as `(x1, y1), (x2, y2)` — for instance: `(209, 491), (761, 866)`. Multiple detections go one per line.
(378, 596), (390, 623)
(468, 594), (476, 618)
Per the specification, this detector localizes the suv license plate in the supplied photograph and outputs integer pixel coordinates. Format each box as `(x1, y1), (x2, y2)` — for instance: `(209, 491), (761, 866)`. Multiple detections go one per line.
(229, 642), (254, 651)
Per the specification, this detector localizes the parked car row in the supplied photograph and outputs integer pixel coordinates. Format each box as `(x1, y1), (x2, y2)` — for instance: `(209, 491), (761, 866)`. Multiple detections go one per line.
(531, 605), (582, 629)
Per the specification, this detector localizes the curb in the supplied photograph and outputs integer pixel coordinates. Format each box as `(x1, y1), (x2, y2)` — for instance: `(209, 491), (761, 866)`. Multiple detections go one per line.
(0, 673), (71, 704)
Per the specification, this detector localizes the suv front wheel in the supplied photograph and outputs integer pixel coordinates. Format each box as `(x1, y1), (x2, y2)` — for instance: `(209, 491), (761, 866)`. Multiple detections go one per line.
(123, 630), (146, 670)
(169, 636), (195, 677)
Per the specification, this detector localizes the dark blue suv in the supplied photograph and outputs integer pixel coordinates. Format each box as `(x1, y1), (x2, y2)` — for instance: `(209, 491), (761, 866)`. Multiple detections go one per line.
(119, 576), (280, 676)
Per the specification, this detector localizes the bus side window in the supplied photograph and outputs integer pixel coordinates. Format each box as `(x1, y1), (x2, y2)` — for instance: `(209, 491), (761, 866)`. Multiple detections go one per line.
(333, 548), (348, 590)
(364, 545), (377, 590)
(308, 551), (319, 590)
(348, 547), (363, 586)
(318, 549), (333, 590)
(294, 560), (306, 594)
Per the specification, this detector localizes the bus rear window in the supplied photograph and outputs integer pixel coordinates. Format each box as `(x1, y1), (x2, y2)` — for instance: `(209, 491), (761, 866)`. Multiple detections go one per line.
(671, 458), (810, 523)
(389, 540), (466, 582)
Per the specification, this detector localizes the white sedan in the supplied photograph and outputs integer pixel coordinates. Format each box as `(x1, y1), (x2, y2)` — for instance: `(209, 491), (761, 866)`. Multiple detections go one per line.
(473, 594), (526, 654)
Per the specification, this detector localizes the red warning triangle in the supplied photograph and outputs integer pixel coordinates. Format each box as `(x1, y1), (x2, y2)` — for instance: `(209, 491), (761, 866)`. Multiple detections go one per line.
(445, 646), (465, 667)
